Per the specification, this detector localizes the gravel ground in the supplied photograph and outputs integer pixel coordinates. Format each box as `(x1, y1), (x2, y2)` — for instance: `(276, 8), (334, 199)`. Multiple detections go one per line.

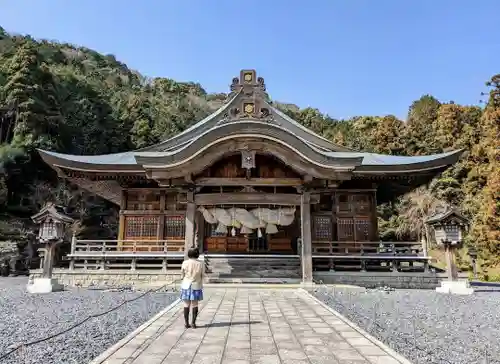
(0, 277), (179, 364)
(312, 285), (500, 364)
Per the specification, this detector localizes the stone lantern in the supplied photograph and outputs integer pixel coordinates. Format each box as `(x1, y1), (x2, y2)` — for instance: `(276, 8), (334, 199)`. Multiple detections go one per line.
(468, 246), (478, 279)
(426, 208), (472, 295)
(27, 203), (74, 293)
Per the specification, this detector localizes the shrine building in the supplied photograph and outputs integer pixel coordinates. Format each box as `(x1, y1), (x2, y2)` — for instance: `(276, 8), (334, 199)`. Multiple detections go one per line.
(36, 70), (462, 286)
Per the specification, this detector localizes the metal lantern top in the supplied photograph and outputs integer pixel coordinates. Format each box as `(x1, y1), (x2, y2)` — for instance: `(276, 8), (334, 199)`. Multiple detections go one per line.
(425, 208), (469, 246)
(31, 203), (74, 242)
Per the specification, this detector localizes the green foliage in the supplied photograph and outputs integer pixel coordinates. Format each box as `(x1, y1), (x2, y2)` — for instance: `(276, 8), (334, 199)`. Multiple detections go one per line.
(0, 28), (498, 271)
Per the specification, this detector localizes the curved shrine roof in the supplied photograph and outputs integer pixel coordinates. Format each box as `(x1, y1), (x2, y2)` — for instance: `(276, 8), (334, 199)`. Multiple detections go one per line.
(38, 69), (463, 178)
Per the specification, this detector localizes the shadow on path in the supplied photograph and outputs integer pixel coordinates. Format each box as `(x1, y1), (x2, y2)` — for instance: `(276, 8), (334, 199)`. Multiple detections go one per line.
(202, 321), (262, 328)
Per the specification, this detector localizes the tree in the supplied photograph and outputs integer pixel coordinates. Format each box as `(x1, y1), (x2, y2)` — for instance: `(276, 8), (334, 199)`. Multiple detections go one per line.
(469, 75), (500, 266)
(395, 187), (447, 254)
(405, 95), (441, 155)
(1, 41), (63, 149)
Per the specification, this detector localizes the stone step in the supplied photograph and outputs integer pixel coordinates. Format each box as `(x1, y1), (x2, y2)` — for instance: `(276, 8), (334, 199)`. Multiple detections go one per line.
(205, 258), (300, 263)
(207, 260), (300, 265)
(207, 265), (300, 272)
(205, 277), (302, 284)
(206, 260), (300, 267)
(207, 266), (300, 272)
(208, 270), (301, 277)
(205, 257), (301, 281)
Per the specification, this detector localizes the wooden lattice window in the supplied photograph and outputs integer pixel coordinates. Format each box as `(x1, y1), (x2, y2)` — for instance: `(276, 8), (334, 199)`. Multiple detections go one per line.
(124, 216), (159, 239)
(354, 218), (371, 241)
(126, 191), (161, 210)
(353, 194), (371, 214)
(337, 217), (372, 241)
(164, 215), (185, 238)
(337, 218), (354, 241)
(313, 215), (333, 241)
(337, 194), (351, 213)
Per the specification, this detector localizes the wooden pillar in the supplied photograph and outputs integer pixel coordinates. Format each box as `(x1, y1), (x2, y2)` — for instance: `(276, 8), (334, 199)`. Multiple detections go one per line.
(157, 190), (166, 244)
(371, 189), (378, 240)
(445, 244), (458, 281)
(195, 211), (204, 254)
(42, 242), (59, 279)
(185, 191), (196, 258)
(69, 234), (76, 271)
(301, 191), (313, 285)
(118, 190), (127, 245)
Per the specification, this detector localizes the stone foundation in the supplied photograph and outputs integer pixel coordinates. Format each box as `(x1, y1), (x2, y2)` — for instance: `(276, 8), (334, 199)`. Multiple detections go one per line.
(313, 271), (453, 289)
(29, 269), (182, 288)
(29, 269), (459, 290)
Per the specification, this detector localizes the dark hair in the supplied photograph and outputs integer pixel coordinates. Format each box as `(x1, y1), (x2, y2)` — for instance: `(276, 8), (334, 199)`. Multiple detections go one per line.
(187, 248), (200, 259)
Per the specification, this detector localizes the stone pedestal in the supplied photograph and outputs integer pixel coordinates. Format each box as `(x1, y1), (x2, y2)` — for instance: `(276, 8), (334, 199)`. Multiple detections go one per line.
(27, 278), (64, 294)
(435, 279), (474, 295)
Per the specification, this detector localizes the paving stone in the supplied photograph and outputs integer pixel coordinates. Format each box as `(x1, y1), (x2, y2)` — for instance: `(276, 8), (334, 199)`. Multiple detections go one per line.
(251, 354), (281, 364)
(307, 355), (341, 364)
(365, 356), (402, 364)
(251, 343), (278, 355)
(334, 349), (368, 361)
(226, 340), (251, 349)
(325, 340), (353, 350)
(223, 348), (251, 360)
(278, 348), (308, 360)
(94, 288), (410, 364)
(191, 353), (224, 364)
(197, 344), (226, 354)
(356, 345), (390, 356)
(221, 360), (251, 364)
(347, 337), (376, 347)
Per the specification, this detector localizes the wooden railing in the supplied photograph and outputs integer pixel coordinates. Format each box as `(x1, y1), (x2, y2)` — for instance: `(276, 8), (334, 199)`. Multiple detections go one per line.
(312, 241), (424, 255)
(311, 241), (429, 272)
(71, 239), (185, 254)
(66, 239), (186, 271)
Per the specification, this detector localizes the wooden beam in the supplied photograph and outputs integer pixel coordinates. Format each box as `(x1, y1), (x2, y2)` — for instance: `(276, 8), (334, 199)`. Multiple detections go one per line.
(120, 210), (186, 216)
(194, 177), (304, 187)
(195, 193), (304, 206)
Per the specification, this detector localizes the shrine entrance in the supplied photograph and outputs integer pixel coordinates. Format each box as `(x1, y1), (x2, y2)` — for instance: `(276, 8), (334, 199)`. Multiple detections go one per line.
(200, 204), (300, 254)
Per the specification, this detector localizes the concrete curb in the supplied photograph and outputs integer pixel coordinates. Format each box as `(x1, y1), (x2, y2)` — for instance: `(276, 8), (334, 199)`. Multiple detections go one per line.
(297, 288), (413, 364)
(88, 298), (181, 364)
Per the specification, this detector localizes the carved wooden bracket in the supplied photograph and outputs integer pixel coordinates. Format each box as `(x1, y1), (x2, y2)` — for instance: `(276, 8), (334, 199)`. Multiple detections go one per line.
(241, 150), (256, 170)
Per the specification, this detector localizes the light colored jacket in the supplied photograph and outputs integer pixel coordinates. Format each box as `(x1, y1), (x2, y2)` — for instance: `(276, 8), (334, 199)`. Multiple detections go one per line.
(181, 258), (204, 290)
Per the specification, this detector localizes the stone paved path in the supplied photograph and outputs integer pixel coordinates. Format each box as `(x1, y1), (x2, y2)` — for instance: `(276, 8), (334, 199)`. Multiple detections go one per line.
(92, 288), (410, 364)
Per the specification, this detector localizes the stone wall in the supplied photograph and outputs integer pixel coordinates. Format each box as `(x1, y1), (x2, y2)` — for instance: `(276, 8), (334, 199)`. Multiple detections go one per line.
(30, 269), (182, 288)
(314, 271), (448, 289)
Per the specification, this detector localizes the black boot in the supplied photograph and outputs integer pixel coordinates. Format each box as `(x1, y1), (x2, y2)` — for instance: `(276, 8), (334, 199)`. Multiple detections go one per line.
(184, 307), (191, 328)
(192, 307), (198, 329)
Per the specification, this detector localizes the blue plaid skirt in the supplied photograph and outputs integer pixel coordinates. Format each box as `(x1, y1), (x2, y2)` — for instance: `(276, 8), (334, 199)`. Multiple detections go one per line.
(180, 287), (204, 301)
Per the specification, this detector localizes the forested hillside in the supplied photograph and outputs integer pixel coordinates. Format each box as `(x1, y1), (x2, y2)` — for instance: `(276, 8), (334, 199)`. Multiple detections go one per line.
(0, 27), (498, 276)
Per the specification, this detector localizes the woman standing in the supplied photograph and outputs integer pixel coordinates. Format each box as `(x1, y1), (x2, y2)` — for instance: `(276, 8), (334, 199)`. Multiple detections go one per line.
(180, 248), (204, 328)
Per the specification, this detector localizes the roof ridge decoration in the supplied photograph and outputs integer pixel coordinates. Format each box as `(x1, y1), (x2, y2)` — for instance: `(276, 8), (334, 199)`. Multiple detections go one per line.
(221, 69), (275, 123)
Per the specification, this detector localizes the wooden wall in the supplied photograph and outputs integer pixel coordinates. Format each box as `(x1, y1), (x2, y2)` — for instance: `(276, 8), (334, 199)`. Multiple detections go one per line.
(118, 190), (186, 243)
(311, 190), (377, 243)
(195, 154), (300, 179)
